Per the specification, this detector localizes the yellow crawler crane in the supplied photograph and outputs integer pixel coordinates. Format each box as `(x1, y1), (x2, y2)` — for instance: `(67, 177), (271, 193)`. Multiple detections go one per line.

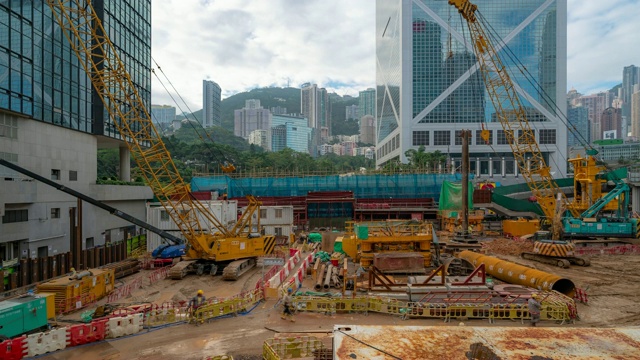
(46, 0), (275, 280)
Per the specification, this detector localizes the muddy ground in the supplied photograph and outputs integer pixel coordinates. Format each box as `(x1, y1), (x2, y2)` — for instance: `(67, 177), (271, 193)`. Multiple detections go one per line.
(42, 247), (640, 359)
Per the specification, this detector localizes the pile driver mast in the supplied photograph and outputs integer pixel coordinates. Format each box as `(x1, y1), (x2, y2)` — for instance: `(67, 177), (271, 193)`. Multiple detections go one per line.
(46, 0), (274, 279)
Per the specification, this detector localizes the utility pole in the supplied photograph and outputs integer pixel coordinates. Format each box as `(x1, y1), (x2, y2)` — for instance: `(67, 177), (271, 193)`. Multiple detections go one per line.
(456, 129), (473, 243)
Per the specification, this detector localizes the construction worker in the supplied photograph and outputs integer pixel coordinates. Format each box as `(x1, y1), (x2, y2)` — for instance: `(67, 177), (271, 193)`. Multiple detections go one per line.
(281, 288), (295, 322)
(528, 293), (541, 327)
(189, 290), (207, 325)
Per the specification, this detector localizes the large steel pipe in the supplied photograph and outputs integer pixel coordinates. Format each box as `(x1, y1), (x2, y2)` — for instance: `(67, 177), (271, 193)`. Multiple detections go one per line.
(324, 265), (333, 290)
(315, 264), (325, 291)
(457, 250), (575, 296)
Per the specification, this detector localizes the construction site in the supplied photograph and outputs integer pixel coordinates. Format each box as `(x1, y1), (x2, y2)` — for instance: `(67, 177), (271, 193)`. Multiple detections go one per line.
(2, 1), (640, 360)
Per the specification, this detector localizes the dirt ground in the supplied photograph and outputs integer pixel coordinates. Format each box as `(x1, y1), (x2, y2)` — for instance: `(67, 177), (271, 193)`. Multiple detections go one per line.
(42, 247), (640, 359)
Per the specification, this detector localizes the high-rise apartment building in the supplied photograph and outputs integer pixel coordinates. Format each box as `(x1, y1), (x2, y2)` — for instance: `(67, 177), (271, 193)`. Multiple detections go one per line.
(375, 0), (567, 177)
(300, 83), (331, 137)
(345, 104), (359, 120)
(601, 107), (622, 140)
(234, 99), (271, 139)
(574, 93), (608, 142)
(632, 85), (640, 140)
(151, 105), (177, 127)
(567, 107), (590, 146)
(358, 88), (376, 118)
(248, 129), (271, 151)
(202, 80), (222, 127)
(359, 115), (376, 145)
(0, 2), (152, 259)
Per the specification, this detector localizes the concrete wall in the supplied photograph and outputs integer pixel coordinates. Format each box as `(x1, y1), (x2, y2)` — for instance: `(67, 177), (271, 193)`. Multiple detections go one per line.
(0, 116), (152, 259)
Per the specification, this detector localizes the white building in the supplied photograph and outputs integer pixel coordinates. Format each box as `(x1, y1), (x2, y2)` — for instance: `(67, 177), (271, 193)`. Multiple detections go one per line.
(248, 129), (271, 151)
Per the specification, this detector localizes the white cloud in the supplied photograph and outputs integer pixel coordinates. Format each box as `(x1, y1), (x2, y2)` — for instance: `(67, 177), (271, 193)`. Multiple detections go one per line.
(151, 0), (640, 111)
(151, 0), (375, 111)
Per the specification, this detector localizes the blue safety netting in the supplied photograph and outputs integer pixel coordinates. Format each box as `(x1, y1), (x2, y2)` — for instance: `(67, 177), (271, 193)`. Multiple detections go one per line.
(191, 173), (468, 199)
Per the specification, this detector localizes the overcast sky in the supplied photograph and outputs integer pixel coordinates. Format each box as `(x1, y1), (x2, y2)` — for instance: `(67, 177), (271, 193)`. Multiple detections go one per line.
(151, 0), (640, 111)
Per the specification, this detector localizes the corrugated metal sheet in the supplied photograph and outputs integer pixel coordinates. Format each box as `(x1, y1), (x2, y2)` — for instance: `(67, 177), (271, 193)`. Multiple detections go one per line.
(333, 325), (640, 359)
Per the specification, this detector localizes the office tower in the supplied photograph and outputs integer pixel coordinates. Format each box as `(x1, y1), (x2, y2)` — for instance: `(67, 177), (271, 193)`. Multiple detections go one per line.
(0, 1), (152, 258)
(202, 80), (222, 127)
(622, 66), (640, 118)
(632, 85), (640, 140)
(574, 93), (608, 141)
(271, 115), (312, 153)
(567, 107), (590, 146)
(358, 88), (376, 117)
(234, 99), (271, 139)
(375, 0), (567, 177)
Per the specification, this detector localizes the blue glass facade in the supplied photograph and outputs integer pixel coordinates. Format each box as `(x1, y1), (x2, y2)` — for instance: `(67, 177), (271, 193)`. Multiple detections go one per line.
(271, 115), (312, 154)
(0, 0), (151, 138)
(375, 0), (567, 177)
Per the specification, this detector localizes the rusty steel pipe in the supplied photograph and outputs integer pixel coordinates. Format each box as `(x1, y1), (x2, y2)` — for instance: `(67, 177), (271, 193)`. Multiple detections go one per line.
(314, 264), (325, 291)
(457, 250), (575, 296)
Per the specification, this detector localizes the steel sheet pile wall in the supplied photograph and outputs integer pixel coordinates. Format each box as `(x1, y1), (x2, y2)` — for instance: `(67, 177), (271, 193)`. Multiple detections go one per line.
(192, 173), (465, 199)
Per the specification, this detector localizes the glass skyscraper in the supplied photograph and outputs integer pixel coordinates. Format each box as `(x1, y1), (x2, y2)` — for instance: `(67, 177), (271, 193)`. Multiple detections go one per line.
(376, 0), (567, 178)
(0, 0), (151, 138)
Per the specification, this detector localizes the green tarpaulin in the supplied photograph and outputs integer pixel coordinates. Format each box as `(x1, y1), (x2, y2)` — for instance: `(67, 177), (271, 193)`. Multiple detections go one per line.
(438, 180), (473, 211)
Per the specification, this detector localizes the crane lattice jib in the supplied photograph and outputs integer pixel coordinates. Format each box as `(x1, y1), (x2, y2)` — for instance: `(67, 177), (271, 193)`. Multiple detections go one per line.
(46, 0), (231, 244)
(449, 0), (577, 220)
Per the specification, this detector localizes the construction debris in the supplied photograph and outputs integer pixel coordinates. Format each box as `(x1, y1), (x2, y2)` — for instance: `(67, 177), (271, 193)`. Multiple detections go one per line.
(481, 237), (534, 256)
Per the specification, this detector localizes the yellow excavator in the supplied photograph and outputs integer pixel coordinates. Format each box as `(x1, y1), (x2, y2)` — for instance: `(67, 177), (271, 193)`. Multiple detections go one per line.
(46, 1), (275, 280)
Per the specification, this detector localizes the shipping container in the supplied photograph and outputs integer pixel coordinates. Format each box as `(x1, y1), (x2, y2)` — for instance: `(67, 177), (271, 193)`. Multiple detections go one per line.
(36, 268), (114, 314)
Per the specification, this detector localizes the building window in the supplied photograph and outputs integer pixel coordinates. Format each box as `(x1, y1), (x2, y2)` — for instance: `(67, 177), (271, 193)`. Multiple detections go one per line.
(412, 131), (429, 146)
(539, 129), (556, 145)
(275, 209), (283, 218)
(497, 130), (514, 145)
(69, 170), (78, 181)
(476, 130), (493, 145)
(455, 130), (463, 146)
(0, 241), (20, 261)
(518, 129), (535, 144)
(51, 169), (61, 180)
(0, 115), (18, 139)
(260, 209), (267, 219)
(51, 208), (61, 219)
(160, 210), (170, 221)
(433, 131), (450, 146)
(2, 209), (28, 224)
(274, 227), (283, 236)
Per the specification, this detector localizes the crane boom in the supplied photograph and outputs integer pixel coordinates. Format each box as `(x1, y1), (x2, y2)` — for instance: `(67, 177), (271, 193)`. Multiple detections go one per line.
(45, 0), (230, 249)
(45, 1), (275, 278)
(448, 0), (577, 222)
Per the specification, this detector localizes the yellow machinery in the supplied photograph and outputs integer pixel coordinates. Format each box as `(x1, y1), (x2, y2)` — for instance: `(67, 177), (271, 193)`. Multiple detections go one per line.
(46, 1), (275, 280)
(449, 0), (637, 241)
(521, 231), (590, 269)
(568, 155), (622, 214)
(37, 269), (115, 314)
(342, 221), (432, 269)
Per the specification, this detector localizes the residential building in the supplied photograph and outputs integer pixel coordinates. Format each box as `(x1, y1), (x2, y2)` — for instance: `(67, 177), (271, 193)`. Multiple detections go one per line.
(346, 104), (359, 120)
(202, 80), (222, 127)
(375, 0), (567, 178)
(600, 107), (622, 140)
(360, 115), (376, 145)
(632, 85), (640, 140)
(567, 106), (590, 146)
(300, 83), (331, 137)
(342, 141), (357, 156)
(151, 105), (176, 127)
(574, 93), (608, 141)
(270, 106), (288, 115)
(248, 129), (271, 151)
(358, 88), (376, 117)
(332, 143), (344, 156)
(566, 88), (582, 108)
(0, 1), (153, 259)
(318, 144), (334, 156)
(234, 99), (271, 139)
(271, 115), (312, 154)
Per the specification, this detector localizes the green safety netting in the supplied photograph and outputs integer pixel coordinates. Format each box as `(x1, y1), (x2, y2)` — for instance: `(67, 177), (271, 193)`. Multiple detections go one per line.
(307, 233), (322, 243)
(438, 180), (473, 211)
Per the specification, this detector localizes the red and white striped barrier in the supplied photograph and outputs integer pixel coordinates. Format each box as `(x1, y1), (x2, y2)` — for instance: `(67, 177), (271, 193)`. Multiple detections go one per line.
(107, 278), (142, 303)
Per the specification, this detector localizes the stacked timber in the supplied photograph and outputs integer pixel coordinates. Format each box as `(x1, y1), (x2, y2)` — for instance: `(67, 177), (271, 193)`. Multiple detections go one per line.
(101, 258), (140, 279)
